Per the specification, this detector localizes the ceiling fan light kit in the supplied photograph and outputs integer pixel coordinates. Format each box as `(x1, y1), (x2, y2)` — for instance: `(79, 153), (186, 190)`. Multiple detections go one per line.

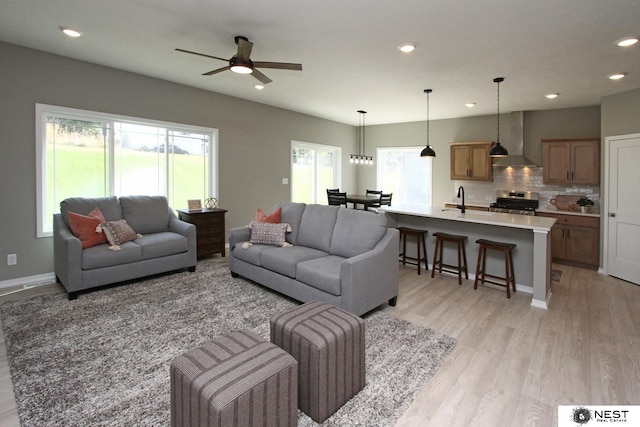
(489, 77), (509, 158)
(351, 110), (373, 165)
(176, 35), (302, 85)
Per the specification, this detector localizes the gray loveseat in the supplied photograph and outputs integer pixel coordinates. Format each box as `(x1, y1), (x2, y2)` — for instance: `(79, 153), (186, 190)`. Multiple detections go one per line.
(228, 202), (399, 316)
(54, 195), (197, 299)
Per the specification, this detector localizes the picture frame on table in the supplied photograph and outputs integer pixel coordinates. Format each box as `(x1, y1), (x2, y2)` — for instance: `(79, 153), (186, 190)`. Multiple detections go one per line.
(187, 199), (202, 211)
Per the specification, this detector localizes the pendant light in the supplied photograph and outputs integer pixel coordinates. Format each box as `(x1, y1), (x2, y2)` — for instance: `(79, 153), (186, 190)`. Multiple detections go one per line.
(350, 110), (373, 165)
(489, 77), (509, 157)
(420, 89), (436, 157)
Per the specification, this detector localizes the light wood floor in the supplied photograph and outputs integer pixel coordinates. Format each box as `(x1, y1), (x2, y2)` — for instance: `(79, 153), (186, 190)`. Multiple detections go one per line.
(1, 264), (638, 427)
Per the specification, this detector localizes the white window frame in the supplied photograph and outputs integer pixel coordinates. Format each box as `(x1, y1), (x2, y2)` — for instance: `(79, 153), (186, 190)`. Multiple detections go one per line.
(290, 140), (342, 204)
(376, 146), (433, 205)
(35, 103), (218, 237)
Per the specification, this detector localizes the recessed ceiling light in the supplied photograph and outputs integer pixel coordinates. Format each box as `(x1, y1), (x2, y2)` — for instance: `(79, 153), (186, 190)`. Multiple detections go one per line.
(398, 43), (416, 53)
(254, 84), (265, 90)
(617, 37), (638, 47)
(59, 26), (81, 37)
(545, 93), (559, 99)
(609, 73), (626, 80)
(465, 103), (476, 108)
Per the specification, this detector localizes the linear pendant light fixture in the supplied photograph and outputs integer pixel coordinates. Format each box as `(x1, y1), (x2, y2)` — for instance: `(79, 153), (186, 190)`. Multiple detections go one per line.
(490, 77), (509, 157)
(420, 89), (436, 157)
(350, 110), (373, 165)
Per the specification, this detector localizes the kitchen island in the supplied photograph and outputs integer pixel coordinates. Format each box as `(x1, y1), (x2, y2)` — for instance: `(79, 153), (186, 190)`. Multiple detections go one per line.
(379, 204), (556, 309)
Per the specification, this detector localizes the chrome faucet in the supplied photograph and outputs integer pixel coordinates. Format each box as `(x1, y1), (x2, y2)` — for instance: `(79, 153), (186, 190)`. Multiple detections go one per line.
(456, 186), (465, 213)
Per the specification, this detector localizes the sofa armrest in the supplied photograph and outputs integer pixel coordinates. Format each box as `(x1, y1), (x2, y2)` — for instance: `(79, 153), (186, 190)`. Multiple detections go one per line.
(53, 213), (83, 292)
(168, 209), (197, 266)
(339, 228), (399, 316)
(229, 226), (251, 250)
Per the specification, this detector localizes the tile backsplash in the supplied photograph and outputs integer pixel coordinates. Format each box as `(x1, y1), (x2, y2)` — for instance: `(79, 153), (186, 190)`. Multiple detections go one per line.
(451, 167), (600, 208)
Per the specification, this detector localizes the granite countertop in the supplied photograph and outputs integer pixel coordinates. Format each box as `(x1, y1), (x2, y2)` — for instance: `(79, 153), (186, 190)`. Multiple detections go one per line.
(380, 203), (555, 232)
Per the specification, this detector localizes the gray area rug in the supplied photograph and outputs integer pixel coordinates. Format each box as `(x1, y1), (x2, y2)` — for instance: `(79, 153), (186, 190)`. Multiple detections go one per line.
(1, 258), (456, 426)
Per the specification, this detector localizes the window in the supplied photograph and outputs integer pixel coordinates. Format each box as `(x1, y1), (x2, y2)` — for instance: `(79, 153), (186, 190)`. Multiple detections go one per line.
(291, 141), (341, 204)
(36, 104), (218, 237)
(376, 147), (432, 205)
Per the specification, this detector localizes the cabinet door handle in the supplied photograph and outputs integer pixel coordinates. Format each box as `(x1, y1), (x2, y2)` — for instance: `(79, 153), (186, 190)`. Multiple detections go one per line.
(609, 212), (616, 217)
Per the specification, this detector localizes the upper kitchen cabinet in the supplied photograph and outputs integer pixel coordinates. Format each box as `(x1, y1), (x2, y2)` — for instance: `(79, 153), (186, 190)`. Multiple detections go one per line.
(450, 142), (493, 181)
(541, 138), (600, 185)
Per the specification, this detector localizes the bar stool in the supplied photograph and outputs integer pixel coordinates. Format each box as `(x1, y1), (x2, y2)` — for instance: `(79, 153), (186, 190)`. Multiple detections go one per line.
(398, 227), (429, 275)
(474, 239), (517, 298)
(431, 232), (468, 285)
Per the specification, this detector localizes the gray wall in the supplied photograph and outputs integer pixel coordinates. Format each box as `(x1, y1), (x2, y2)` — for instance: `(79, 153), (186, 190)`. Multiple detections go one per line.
(0, 42), (356, 282)
(601, 88), (640, 137)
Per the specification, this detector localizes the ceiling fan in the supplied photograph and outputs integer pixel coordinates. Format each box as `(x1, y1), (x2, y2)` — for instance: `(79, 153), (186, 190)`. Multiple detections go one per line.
(176, 35), (302, 84)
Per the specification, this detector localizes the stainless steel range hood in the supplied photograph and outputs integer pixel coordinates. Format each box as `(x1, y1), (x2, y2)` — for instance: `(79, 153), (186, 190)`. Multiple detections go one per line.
(492, 111), (539, 167)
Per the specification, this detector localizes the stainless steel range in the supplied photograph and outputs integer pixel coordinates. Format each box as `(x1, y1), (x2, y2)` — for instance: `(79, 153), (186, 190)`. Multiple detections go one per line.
(489, 190), (539, 215)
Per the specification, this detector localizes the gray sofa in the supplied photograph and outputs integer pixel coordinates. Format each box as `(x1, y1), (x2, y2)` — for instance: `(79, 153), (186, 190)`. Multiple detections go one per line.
(54, 195), (197, 299)
(228, 202), (399, 316)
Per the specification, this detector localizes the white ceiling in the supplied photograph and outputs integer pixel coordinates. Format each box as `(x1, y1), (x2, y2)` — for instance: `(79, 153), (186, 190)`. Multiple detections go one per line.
(1, 0), (639, 125)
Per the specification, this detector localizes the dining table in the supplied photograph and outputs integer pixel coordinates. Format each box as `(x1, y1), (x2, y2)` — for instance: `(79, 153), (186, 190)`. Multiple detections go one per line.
(345, 194), (381, 210)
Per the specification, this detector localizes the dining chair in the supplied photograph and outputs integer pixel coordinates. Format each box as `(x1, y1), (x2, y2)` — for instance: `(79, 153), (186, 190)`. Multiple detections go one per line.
(380, 193), (392, 206)
(328, 192), (347, 207)
(326, 188), (340, 204)
(364, 190), (383, 209)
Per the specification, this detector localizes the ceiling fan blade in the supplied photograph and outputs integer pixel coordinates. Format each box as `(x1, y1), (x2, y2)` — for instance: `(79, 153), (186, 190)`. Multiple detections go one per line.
(251, 68), (273, 84)
(175, 48), (228, 62)
(253, 61), (303, 71)
(236, 38), (253, 61)
(202, 66), (230, 76)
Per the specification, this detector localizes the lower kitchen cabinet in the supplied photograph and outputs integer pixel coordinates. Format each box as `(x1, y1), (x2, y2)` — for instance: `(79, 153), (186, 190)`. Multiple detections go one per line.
(536, 212), (599, 269)
(177, 208), (227, 258)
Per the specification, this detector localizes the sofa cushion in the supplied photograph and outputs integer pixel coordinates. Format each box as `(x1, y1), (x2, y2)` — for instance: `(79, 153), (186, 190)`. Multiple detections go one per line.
(330, 209), (387, 258)
(232, 243), (278, 266)
(256, 207), (281, 223)
(60, 196), (122, 227)
(296, 255), (345, 296)
(136, 232), (188, 260)
(119, 195), (170, 234)
(67, 208), (108, 249)
(296, 204), (339, 252)
(276, 202), (306, 244)
(261, 246), (328, 279)
(249, 222), (290, 247)
(81, 241), (142, 270)
(101, 219), (139, 248)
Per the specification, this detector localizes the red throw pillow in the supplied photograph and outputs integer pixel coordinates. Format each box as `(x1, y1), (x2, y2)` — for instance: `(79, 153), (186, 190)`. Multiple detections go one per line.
(67, 207), (108, 249)
(255, 207), (282, 224)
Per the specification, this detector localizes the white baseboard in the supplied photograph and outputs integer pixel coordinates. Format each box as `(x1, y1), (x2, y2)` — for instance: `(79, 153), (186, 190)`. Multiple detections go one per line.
(0, 272), (57, 290)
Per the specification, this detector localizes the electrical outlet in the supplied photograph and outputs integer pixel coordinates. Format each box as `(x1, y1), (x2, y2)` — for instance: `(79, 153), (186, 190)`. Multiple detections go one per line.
(7, 254), (17, 266)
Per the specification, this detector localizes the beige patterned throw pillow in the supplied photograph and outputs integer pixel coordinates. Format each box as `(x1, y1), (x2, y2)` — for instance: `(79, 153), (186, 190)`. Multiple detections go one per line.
(99, 220), (142, 250)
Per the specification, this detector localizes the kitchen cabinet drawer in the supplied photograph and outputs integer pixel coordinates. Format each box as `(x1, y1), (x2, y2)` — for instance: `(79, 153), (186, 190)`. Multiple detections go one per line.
(177, 208), (227, 258)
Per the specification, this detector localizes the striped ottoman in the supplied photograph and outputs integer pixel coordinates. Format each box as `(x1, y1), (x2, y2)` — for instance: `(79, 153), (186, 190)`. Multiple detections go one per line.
(270, 301), (365, 423)
(170, 329), (298, 427)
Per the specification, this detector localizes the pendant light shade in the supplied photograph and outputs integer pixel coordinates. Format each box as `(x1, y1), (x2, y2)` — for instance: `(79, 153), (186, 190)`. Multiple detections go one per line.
(350, 110), (373, 165)
(420, 89), (436, 157)
(490, 77), (509, 157)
